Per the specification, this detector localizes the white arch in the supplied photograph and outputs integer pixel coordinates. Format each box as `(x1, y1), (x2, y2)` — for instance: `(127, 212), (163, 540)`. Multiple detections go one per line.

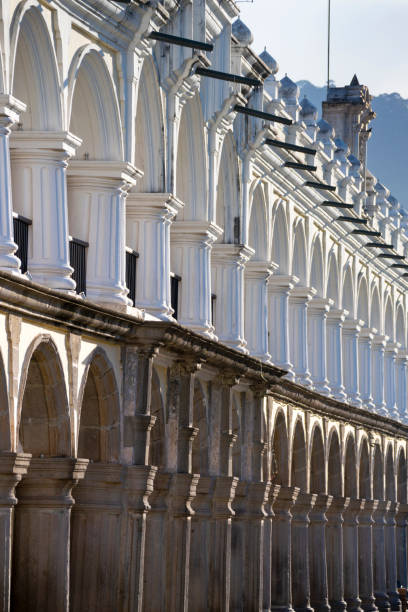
(248, 183), (269, 261)
(371, 284), (381, 332)
(176, 94), (207, 220)
(292, 220), (307, 284)
(342, 265), (354, 317)
(310, 234), (324, 294)
(10, 2), (62, 129)
(67, 45), (123, 160)
(357, 274), (369, 326)
(134, 55), (165, 191)
(271, 202), (290, 274)
(326, 250), (339, 305)
(216, 132), (240, 242)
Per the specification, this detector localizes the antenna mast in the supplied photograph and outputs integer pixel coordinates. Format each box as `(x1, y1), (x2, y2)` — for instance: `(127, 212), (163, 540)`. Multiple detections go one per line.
(327, 0), (331, 95)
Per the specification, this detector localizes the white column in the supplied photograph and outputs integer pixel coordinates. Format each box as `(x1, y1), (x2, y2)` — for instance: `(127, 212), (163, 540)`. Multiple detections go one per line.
(326, 309), (347, 402)
(212, 243), (253, 351)
(307, 298), (332, 395)
(342, 319), (363, 407)
(289, 286), (315, 387)
(396, 353), (408, 423)
(372, 335), (387, 417)
(68, 161), (137, 309)
(268, 275), (298, 377)
(359, 328), (376, 411)
(384, 343), (399, 420)
(10, 131), (81, 291)
(126, 192), (183, 320)
(0, 96), (26, 273)
(171, 221), (222, 338)
(244, 261), (274, 362)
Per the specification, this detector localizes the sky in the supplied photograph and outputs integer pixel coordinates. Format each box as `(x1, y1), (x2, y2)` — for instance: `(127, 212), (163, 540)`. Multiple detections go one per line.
(238, 0), (408, 97)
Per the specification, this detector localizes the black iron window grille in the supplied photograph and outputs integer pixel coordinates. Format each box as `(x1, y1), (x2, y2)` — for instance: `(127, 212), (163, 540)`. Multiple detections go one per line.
(211, 293), (217, 326)
(13, 214), (32, 274)
(126, 248), (139, 306)
(171, 273), (181, 320)
(69, 237), (88, 295)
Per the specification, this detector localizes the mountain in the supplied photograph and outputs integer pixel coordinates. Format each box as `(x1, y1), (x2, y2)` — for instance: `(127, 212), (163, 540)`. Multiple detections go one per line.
(297, 80), (408, 206)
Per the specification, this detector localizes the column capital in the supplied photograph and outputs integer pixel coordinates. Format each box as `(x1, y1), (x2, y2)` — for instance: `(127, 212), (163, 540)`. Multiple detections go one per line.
(68, 159), (139, 189)
(326, 495), (350, 521)
(289, 285), (317, 302)
(268, 274), (299, 293)
(212, 242), (254, 266)
(272, 485), (300, 514)
(0, 95), (26, 129)
(373, 499), (391, 522)
(359, 327), (375, 341)
(372, 334), (387, 348)
(358, 498), (378, 523)
(309, 493), (332, 520)
(169, 358), (202, 379)
(343, 318), (364, 333)
(291, 491), (317, 522)
(126, 191), (184, 220)
(245, 259), (275, 280)
(327, 308), (349, 323)
(211, 475), (238, 518)
(10, 130), (82, 158)
(395, 502), (408, 526)
(343, 498), (365, 523)
(384, 342), (399, 355)
(171, 220), (223, 246)
(309, 296), (334, 313)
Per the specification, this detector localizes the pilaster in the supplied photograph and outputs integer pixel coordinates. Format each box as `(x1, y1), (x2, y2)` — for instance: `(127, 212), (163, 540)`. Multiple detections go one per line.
(244, 260), (274, 362)
(372, 336), (387, 417)
(289, 286), (315, 387)
(359, 500), (379, 612)
(326, 496), (350, 612)
(307, 297), (332, 395)
(309, 493), (332, 612)
(359, 329), (376, 411)
(343, 499), (364, 612)
(291, 491), (316, 612)
(385, 501), (401, 611)
(342, 319), (363, 407)
(373, 500), (392, 612)
(326, 309), (347, 402)
(268, 275), (298, 376)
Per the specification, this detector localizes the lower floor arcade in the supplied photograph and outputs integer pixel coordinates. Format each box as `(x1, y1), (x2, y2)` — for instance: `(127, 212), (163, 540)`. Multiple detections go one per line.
(0, 273), (407, 612)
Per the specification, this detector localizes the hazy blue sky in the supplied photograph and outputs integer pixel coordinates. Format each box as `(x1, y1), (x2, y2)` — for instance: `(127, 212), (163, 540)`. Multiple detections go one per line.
(238, 0), (408, 97)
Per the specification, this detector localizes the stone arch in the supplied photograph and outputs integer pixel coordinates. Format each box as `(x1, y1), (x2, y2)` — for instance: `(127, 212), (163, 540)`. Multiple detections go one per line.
(192, 378), (209, 475)
(271, 203), (290, 274)
(271, 410), (289, 486)
(310, 423), (325, 493)
(68, 46), (123, 161)
(17, 336), (70, 456)
(150, 368), (165, 469)
(327, 428), (342, 496)
(292, 220), (307, 284)
(357, 275), (369, 326)
(384, 295), (393, 340)
(385, 444), (396, 501)
(134, 55), (165, 192)
(10, 2), (62, 130)
(396, 303), (405, 348)
(326, 251), (339, 305)
(397, 448), (407, 504)
(310, 234), (324, 294)
(176, 94), (207, 220)
(77, 348), (120, 463)
(359, 437), (371, 499)
(291, 418), (307, 489)
(342, 264), (354, 317)
(248, 183), (269, 261)
(373, 443), (384, 500)
(344, 434), (357, 498)
(216, 132), (240, 243)
(0, 350), (10, 451)
(371, 285), (381, 332)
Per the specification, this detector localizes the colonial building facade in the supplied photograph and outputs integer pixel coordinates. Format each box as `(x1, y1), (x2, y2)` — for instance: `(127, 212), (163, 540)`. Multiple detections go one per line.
(0, 0), (407, 610)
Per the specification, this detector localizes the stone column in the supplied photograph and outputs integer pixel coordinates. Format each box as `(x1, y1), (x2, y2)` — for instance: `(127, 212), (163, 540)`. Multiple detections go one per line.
(144, 359), (200, 612)
(189, 374), (239, 611)
(373, 500), (391, 612)
(342, 319), (363, 407)
(271, 486), (299, 612)
(291, 492), (316, 612)
(171, 220), (221, 338)
(264, 485), (281, 612)
(307, 298), (332, 395)
(372, 336), (387, 417)
(0, 95), (26, 273)
(0, 452), (30, 612)
(326, 497), (350, 612)
(359, 329), (376, 411)
(68, 161), (137, 308)
(326, 309), (347, 402)
(12, 457), (88, 612)
(288, 286), (315, 387)
(395, 503), (408, 590)
(125, 192), (183, 319)
(385, 501), (401, 611)
(10, 131), (81, 291)
(384, 344), (399, 421)
(343, 499), (364, 612)
(396, 354), (408, 423)
(244, 261), (274, 362)
(358, 500), (379, 612)
(268, 275), (298, 375)
(309, 494), (332, 612)
(212, 243), (254, 352)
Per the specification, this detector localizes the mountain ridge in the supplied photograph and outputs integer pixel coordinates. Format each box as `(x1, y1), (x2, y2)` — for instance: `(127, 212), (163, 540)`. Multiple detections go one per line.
(297, 81), (408, 206)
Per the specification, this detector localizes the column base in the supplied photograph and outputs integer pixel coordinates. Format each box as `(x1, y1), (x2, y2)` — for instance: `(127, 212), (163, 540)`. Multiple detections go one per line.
(329, 599), (348, 612)
(374, 404), (388, 418)
(348, 393), (363, 408)
(294, 606), (314, 612)
(375, 592), (391, 612)
(345, 598), (363, 612)
(387, 591), (401, 612)
(29, 264), (76, 293)
(330, 387), (348, 402)
(360, 597), (378, 612)
(313, 381), (331, 396)
(295, 372), (313, 387)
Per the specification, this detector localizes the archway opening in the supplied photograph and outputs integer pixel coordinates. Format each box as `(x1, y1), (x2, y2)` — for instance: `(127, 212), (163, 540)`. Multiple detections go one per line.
(373, 444), (384, 500)
(344, 436), (357, 498)
(310, 426), (325, 493)
(328, 430), (342, 497)
(291, 420), (306, 489)
(149, 370), (165, 470)
(385, 446), (395, 501)
(397, 451), (407, 504)
(272, 412), (289, 486)
(359, 439), (371, 499)
(192, 380), (209, 475)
